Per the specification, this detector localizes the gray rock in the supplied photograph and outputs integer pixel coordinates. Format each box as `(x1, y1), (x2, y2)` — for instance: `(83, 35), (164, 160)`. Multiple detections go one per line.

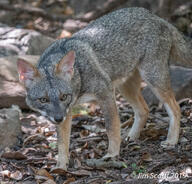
(0, 55), (39, 109)
(0, 105), (21, 151)
(142, 66), (192, 106)
(0, 24), (54, 57)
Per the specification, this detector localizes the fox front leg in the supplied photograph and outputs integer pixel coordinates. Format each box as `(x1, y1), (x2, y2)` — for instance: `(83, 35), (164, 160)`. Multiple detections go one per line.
(56, 109), (72, 170)
(97, 90), (121, 158)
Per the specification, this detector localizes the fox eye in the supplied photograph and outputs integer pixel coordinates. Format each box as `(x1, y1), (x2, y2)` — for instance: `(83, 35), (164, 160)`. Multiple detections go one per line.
(39, 97), (49, 103)
(60, 94), (67, 101)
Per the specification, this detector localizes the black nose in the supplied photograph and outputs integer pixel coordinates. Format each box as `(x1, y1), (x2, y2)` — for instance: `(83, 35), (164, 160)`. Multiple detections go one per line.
(54, 116), (63, 123)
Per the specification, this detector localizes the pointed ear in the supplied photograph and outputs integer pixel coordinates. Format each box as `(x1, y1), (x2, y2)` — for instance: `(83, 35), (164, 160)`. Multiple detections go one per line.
(56, 51), (75, 79)
(17, 58), (39, 88)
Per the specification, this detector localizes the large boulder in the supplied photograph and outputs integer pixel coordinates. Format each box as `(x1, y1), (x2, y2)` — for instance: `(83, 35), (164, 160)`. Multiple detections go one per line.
(0, 55), (39, 109)
(0, 24), (54, 57)
(142, 66), (192, 106)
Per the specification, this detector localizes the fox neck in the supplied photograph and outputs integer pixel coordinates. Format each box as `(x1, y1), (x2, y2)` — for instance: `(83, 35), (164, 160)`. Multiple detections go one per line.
(70, 66), (81, 104)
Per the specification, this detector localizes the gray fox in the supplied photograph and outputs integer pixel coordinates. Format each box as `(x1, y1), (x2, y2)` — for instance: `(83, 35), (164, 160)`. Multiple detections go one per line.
(17, 7), (192, 170)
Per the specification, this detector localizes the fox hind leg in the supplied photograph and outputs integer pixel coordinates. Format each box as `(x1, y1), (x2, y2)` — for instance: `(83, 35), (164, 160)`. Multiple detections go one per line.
(151, 87), (180, 148)
(139, 58), (180, 148)
(119, 70), (149, 141)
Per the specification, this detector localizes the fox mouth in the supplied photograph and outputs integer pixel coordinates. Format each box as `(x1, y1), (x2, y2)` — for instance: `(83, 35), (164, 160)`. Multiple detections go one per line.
(33, 108), (68, 124)
(36, 110), (56, 123)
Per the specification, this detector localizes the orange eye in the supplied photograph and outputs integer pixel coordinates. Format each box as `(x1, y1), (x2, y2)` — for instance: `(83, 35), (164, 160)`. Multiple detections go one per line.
(39, 97), (49, 103)
(60, 94), (67, 101)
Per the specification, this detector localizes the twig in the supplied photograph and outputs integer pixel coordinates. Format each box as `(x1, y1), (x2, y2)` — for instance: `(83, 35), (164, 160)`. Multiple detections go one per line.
(76, 136), (104, 143)
(121, 116), (133, 128)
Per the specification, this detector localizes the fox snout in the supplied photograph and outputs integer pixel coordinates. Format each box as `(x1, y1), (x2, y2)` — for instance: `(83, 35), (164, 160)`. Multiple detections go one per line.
(54, 114), (64, 123)
(51, 108), (70, 124)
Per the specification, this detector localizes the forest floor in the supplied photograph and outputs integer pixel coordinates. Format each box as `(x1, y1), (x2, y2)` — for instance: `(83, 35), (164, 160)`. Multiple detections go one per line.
(0, 95), (192, 184)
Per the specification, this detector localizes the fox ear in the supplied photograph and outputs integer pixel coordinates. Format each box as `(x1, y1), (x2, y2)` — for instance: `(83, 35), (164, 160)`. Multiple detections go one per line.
(17, 58), (39, 88)
(56, 51), (75, 79)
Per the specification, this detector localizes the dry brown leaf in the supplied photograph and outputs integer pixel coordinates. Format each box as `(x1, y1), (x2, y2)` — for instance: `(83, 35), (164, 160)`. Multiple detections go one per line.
(141, 152), (153, 162)
(36, 168), (54, 180)
(1, 151), (27, 160)
(63, 177), (76, 184)
(50, 168), (67, 175)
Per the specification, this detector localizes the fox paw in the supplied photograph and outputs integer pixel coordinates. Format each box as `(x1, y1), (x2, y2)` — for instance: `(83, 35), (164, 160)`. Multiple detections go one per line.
(161, 140), (176, 149)
(103, 151), (119, 160)
(103, 153), (116, 159)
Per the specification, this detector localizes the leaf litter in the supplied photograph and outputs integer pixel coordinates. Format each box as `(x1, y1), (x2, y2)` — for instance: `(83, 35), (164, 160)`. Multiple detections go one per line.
(0, 97), (191, 183)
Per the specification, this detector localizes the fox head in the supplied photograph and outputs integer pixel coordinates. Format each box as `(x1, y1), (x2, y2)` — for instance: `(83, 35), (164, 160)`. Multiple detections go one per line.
(17, 51), (77, 124)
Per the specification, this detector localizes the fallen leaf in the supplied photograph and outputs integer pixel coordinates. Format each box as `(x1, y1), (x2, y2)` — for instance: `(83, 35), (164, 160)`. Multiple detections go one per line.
(63, 177), (75, 184)
(50, 168), (67, 175)
(141, 152), (153, 162)
(36, 168), (54, 180)
(1, 151), (27, 160)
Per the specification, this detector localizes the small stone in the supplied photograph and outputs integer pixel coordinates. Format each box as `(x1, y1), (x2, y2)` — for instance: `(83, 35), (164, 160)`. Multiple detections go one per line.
(0, 106), (22, 151)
